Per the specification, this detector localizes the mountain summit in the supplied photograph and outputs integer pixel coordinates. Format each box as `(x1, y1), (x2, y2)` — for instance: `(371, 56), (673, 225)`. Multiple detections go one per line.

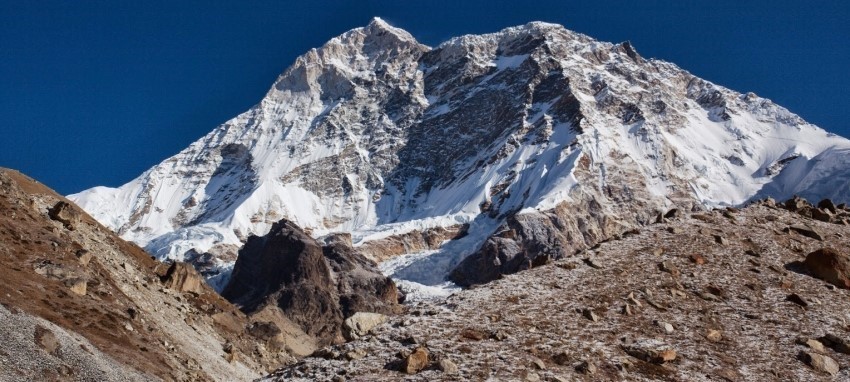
(70, 19), (850, 290)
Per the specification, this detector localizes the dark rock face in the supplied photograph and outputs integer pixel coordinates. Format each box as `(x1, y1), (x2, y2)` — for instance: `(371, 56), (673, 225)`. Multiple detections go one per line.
(221, 219), (399, 346)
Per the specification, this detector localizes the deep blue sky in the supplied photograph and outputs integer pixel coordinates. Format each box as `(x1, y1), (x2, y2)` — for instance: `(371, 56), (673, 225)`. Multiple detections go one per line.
(2, 1), (848, 194)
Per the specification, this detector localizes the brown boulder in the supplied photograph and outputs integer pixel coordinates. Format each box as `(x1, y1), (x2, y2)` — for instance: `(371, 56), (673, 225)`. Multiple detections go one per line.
(161, 262), (205, 294)
(47, 201), (81, 230)
(804, 248), (850, 288)
(402, 347), (429, 374)
(34, 325), (60, 354)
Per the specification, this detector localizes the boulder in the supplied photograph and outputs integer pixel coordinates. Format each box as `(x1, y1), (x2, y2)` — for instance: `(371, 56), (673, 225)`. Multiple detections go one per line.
(402, 347), (429, 374)
(33, 325), (60, 354)
(804, 248), (850, 288)
(47, 201), (81, 230)
(221, 219), (399, 346)
(798, 351), (839, 376)
(438, 357), (458, 374)
(789, 225), (823, 241)
(817, 199), (837, 213)
(342, 312), (387, 340)
(161, 262), (205, 294)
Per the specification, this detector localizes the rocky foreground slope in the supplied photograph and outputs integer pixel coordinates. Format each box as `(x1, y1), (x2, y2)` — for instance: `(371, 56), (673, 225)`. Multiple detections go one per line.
(69, 18), (850, 291)
(0, 167), (401, 381)
(265, 199), (850, 381)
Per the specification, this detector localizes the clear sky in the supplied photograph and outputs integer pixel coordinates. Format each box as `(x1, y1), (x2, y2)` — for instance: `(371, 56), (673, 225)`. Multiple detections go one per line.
(2, 0), (848, 194)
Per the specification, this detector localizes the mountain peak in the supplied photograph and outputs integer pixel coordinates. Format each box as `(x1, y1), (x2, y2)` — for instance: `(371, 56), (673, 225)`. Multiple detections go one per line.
(361, 16), (419, 45)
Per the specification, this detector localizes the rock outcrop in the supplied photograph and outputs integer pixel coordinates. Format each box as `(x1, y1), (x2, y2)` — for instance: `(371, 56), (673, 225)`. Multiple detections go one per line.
(221, 219), (400, 346)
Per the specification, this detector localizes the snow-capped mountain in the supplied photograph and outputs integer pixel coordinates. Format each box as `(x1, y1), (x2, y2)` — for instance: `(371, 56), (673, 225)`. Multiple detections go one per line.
(70, 18), (850, 289)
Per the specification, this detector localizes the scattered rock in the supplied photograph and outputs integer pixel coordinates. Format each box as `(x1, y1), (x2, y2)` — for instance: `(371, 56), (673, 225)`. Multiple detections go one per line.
(659, 260), (679, 276)
(552, 350), (571, 366)
(459, 327), (489, 341)
(820, 334), (850, 354)
(796, 338), (826, 353)
(803, 248), (850, 288)
(706, 329), (722, 342)
(798, 350), (839, 376)
(582, 308), (599, 322)
(622, 343), (676, 364)
(785, 293), (808, 308)
(65, 278), (87, 296)
(33, 325), (60, 354)
(689, 254), (706, 265)
(530, 356), (546, 370)
(402, 347), (429, 374)
(817, 199), (836, 214)
(583, 258), (604, 269)
(343, 312), (388, 340)
(575, 360), (597, 375)
(714, 235), (728, 245)
(789, 225), (824, 241)
(247, 321), (281, 341)
(438, 357), (458, 374)
(75, 248), (93, 266)
(811, 208), (832, 222)
(47, 201), (81, 230)
(344, 348), (367, 361)
(655, 320), (674, 334)
(490, 329), (509, 341)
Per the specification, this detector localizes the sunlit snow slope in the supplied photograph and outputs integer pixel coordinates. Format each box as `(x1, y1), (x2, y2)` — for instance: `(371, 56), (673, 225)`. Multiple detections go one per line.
(70, 18), (850, 287)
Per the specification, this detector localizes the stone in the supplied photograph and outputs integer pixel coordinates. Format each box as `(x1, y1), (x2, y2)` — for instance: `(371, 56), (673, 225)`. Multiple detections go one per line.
(47, 201), (81, 230)
(343, 312), (388, 340)
(804, 248), (850, 288)
(656, 321), (674, 334)
(784, 196), (811, 212)
(820, 334), (850, 354)
(490, 329), (509, 341)
(798, 351), (839, 376)
(34, 325), (60, 354)
(161, 262), (205, 294)
(552, 351), (571, 366)
(659, 260), (679, 276)
(796, 338), (826, 353)
(623, 343), (676, 364)
(438, 358), (458, 374)
(402, 347), (429, 374)
(811, 208), (832, 222)
(530, 357), (546, 370)
(575, 360), (597, 375)
(785, 293), (808, 308)
(247, 321), (282, 341)
(344, 348), (367, 361)
(706, 329), (722, 342)
(714, 235), (728, 245)
(817, 199), (837, 213)
(75, 248), (93, 266)
(460, 327), (489, 341)
(65, 278), (87, 296)
(789, 225), (823, 241)
(582, 308), (599, 322)
(690, 254), (706, 265)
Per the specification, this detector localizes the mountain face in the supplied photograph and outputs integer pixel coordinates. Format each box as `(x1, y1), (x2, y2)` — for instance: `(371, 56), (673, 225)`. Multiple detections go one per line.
(69, 18), (850, 289)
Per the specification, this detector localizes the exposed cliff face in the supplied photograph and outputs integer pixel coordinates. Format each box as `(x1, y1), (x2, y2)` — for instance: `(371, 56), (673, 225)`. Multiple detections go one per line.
(70, 18), (850, 290)
(221, 219), (400, 347)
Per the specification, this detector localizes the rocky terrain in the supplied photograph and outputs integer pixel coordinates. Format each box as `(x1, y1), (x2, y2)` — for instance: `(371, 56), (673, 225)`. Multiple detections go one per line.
(0, 168), (380, 380)
(69, 18), (850, 293)
(265, 199), (850, 381)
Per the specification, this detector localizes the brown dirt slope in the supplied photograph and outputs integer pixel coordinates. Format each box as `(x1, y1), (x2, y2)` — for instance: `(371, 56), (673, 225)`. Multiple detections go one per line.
(0, 168), (297, 381)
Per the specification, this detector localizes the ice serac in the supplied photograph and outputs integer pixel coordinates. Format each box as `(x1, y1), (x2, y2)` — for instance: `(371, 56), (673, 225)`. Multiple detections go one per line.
(70, 18), (850, 288)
